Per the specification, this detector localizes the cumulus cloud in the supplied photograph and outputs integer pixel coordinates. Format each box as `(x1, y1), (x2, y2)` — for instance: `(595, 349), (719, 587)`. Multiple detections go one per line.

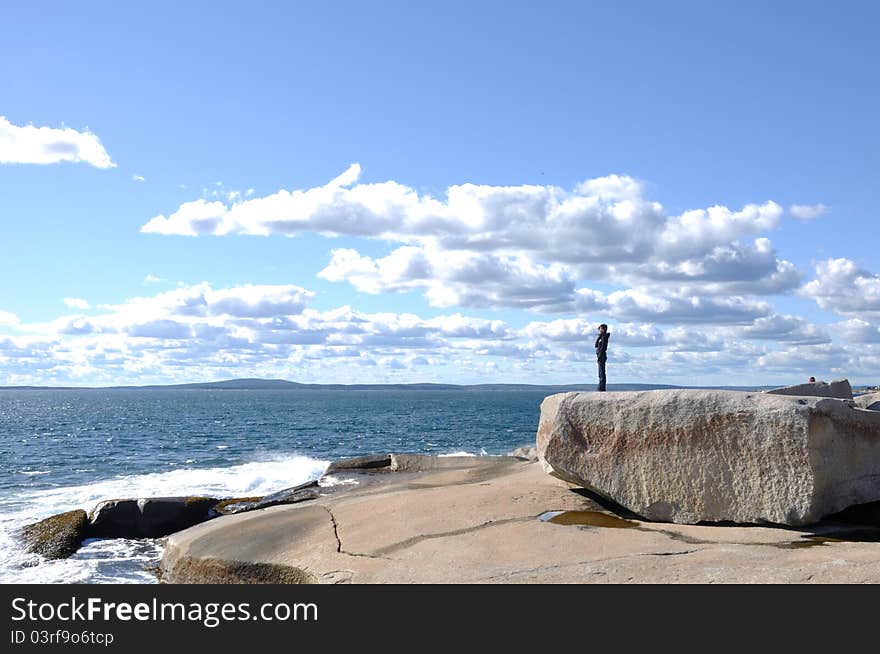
(741, 314), (831, 344)
(656, 202), (783, 261)
(801, 258), (880, 320)
(579, 289), (772, 325)
(3, 282), (878, 386)
(756, 343), (850, 374)
(599, 238), (802, 295)
(319, 246), (576, 311)
(4, 283), (536, 385)
(789, 203), (828, 220)
(0, 115), (115, 168)
(142, 165), (782, 262)
(0, 311), (20, 327)
(141, 165), (802, 305)
(63, 297), (90, 310)
(836, 319), (880, 344)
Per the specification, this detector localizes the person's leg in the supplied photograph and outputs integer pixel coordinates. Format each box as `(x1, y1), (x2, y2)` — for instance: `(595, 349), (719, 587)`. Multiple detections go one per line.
(598, 358), (606, 391)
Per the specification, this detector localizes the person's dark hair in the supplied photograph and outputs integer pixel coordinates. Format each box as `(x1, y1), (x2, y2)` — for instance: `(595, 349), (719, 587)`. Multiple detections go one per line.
(598, 324), (608, 331)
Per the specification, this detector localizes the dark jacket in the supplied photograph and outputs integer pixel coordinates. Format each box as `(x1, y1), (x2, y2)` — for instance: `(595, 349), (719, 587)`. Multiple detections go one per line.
(595, 332), (610, 361)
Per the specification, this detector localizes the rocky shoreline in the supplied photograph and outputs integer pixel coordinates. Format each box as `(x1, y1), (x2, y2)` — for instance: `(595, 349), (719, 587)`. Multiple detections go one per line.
(157, 451), (880, 583)
(17, 381), (880, 583)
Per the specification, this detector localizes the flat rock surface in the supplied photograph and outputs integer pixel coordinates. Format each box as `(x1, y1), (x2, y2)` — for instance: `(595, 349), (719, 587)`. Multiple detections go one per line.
(160, 457), (880, 584)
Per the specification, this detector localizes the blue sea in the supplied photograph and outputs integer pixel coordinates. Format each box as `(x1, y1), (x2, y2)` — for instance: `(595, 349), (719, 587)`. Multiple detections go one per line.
(0, 388), (559, 584)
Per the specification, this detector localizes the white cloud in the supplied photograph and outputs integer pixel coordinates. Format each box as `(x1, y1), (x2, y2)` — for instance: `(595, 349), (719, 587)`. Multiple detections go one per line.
(600, 238), (802, 295)
(836, 319), (880, 344)
(741, 314), (830, 344)
(141, 165), (784, 267)
(0, 115), (115, 168)
(133, 174), (145, 182)
(789, 203), (828, 220)
(0, 311), (20, 327)
(756, 343), (851, 375)
(143, 274), (167, 284)
(3, 283), (879, 386)
(571, 288), (771, 325)
(139, 166), (816, 317)
(319, 246), (576, 311)
(656, 202), (783, 261)
(801, 258), (880, 320)
(63, 298), (91, 310)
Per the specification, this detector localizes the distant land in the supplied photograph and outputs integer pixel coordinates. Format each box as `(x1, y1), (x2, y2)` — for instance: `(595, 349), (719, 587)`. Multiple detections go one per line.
(0, 377), (785, 392)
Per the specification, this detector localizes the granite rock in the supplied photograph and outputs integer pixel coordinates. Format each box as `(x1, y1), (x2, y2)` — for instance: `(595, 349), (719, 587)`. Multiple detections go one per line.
(536, 389), (880, 526)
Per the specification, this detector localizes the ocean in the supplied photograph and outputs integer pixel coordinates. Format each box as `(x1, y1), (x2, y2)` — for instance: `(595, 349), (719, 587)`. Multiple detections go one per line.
(0, 388), (561, 584)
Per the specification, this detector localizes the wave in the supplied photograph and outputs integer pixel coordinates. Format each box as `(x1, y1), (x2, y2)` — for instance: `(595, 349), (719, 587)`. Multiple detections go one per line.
(0, 454), (329, 584)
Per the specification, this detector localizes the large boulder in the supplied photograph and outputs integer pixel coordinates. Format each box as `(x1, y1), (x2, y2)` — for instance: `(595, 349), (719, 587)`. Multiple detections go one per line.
(854, 392), (880, 411)
(18, 509), (89, 559)
(88, 497), (219, 538)
(766, 379), (853, 400)
(536, 390), (880, 526)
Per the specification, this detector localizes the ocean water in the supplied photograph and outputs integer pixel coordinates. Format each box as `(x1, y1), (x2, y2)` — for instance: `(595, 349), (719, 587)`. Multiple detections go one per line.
(0, 388), (553, 584)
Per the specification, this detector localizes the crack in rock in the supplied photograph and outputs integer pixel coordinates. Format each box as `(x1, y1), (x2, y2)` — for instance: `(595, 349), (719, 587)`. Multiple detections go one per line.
(648, 549), (701, 557)
(320, 505), (391, 560)
(372, 516), (531, 556)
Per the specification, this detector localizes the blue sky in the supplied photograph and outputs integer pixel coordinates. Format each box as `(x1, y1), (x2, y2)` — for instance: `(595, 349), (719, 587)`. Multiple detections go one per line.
(0, 0), (878, 386)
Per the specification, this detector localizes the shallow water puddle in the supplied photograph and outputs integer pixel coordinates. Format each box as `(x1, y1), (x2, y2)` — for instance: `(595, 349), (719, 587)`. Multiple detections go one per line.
(538, 510), (638, 529)
(775, 529), (880, 549)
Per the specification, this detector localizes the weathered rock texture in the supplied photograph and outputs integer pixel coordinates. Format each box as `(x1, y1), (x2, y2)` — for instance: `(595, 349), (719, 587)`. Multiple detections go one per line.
(88, 497), (219, 538)
(766, 379), (853, 400)
(537, 390), (880, 526)
(855, 392), (880, 411)
(19, 509), (89, 559)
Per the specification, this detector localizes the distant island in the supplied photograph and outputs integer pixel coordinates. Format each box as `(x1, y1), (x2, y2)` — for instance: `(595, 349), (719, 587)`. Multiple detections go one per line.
(0, 377), (781, 392)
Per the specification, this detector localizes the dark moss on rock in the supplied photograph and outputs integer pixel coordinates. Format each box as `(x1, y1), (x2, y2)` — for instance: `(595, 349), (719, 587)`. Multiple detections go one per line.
(159, 556), (317, 584)
(19, 509), (88, 559)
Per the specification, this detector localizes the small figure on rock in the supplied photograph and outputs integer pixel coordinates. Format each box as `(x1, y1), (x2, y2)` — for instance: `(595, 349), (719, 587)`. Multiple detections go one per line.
(809, 376), (816, 383)
(595, 323), (610, 392)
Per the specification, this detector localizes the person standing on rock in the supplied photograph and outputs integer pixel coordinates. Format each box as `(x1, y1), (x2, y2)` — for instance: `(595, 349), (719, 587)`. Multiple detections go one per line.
(595, 324), (610, 392)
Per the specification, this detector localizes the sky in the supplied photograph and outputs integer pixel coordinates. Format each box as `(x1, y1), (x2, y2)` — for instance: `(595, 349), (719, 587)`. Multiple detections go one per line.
(0, 0), (878, 387)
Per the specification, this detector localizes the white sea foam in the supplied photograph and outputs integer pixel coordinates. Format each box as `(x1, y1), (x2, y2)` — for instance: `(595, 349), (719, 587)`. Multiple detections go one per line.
(438, 450), (484, 457)
(0, 454), (329, 584)
(318, 475), (359, 487)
